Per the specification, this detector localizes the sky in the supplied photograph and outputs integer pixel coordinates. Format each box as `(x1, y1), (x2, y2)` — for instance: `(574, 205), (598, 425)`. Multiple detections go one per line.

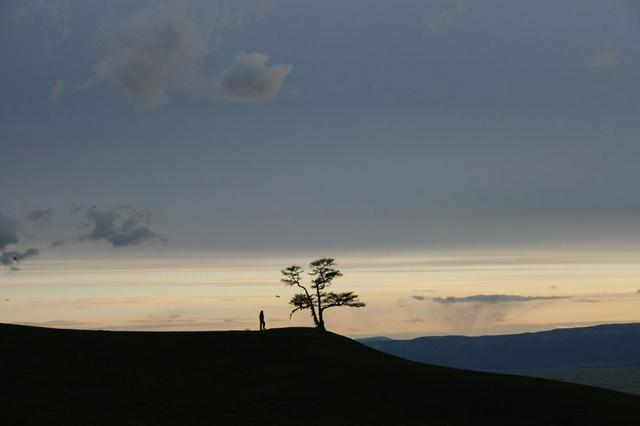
(1, 0), (640, 337)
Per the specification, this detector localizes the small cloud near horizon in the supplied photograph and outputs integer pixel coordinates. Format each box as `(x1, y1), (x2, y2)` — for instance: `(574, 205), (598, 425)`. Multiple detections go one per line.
(574, 298), (600, 304)
(1, 248), (40, 270)
(0, 213), (40, 270)
(428, 294), (567, 305)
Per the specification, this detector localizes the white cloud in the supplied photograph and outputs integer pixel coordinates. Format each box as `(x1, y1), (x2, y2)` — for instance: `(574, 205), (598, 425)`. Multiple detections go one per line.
(215, 52), (292, 102)
(424, 12), (451, 32)
(13, 0), (71, 50)
(82, 1), (271, 108)
(587, 51), (618, 68)
(50, 79), (64, 102)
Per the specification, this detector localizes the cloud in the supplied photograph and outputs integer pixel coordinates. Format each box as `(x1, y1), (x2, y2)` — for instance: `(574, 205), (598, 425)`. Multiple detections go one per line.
(83, 0), (271, 108)
(412, 295), (427, 301)
(80, 206), (166, 247)
(51, 239), (66, 248)
(215, 52), (292, 102)
(574, 298), (600, 304)
(0, 213), (41, 269)
(286, 88), (301, 97)
(0, 214), (19, 251)
(13, 0), (71, 50)
(424, 12), (451, 32)
(587, 51), (618, 68)
(488, 311), (506, 323)
(1, 248), (40, 270)
(50, 79), (65, 102)
(27, 208), (53, 224)
(429, 294), (567, 304)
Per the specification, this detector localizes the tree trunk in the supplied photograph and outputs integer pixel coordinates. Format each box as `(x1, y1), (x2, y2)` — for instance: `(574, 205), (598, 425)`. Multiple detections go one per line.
(316, 286), (324, 328)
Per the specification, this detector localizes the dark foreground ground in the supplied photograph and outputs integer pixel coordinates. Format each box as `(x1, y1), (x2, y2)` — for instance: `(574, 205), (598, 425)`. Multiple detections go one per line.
(1, 324), (638, 425)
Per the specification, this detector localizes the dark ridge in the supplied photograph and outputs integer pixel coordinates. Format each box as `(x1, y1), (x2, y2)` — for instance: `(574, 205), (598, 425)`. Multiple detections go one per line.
(360, 323), (640, 370)
(1, 323), (638, 425)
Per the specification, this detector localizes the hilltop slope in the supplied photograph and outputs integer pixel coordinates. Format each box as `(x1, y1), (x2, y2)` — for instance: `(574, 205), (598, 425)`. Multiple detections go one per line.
(0, 324), (638, 425)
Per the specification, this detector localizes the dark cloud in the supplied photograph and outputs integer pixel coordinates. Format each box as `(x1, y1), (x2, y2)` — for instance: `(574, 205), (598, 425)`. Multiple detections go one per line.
(429, 294), (567, 305)
(216, 52), (292, 102)
(412, 295), (427, 301)
(0, 248), (40, 270)
(51, 239), (66, 248)
(0, 214), (19, 250)
(27, 208), (54, 224)
(81, 206), (166, 247)
(0, 213), (40, 269)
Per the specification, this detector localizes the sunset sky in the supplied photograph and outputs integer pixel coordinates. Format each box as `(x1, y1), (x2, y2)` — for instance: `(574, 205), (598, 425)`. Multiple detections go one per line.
(2, 0), (640, 337)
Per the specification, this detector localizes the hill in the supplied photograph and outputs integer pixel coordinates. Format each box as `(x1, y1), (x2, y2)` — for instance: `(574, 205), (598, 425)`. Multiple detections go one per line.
(359, 323), (640, 370)
(1, 323), (638, 425)
(359, 323), (640, 395)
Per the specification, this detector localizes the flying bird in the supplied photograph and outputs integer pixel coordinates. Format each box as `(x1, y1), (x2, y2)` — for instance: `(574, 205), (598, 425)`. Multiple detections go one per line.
(275, 295), (280, 298)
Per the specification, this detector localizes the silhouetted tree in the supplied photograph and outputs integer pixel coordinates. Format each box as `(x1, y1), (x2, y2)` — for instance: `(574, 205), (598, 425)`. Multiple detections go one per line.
(281, 258), (365, 331)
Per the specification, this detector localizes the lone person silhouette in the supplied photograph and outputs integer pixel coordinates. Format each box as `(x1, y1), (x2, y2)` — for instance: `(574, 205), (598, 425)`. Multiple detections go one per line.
(259, 310), (266, 331)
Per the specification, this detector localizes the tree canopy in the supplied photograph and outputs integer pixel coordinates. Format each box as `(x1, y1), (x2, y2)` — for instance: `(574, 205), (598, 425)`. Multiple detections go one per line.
(282, 258), (365, 330)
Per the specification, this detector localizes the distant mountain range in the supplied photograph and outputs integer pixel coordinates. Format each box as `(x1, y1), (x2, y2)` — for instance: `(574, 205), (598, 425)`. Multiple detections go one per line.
(358, 323), (640, 371)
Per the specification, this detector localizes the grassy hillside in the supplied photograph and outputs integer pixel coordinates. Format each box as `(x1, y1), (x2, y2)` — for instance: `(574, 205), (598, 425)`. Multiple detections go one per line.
(1, 324), (638, 425)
